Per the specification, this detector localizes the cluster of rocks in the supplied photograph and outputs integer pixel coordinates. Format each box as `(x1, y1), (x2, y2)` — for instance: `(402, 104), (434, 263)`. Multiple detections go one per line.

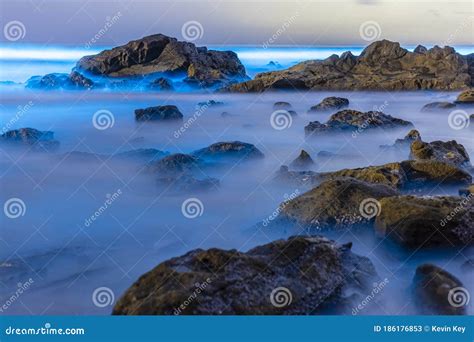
(0, 128), (59, 151)
(421, 89), (474, 112)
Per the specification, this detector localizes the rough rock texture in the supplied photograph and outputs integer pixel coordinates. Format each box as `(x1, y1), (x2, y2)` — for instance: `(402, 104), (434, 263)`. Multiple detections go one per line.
(112, 236), (377, 315)
(0, 128), (59, 151)
(304, 109), (412, 136)
(308, 97), (349, 113)
(196, 100), (224, 109)
(375, 196), (473, 248)
(273, 165), (318, 187)
(224, 40), (473, 92)
(413, 264), (467, 315)
(278, 178), (398, 230)
(76, 34), (247, 87)
(420, 101), (456, 112)
(290, 150), (314, 169)
(148, 77), (173, 90)
(192, 141), (264, 160)
(146, 153), (203, 176)
(455, 89), (474, 104)
(380, 129), (422, 150)
(25, 72), (94, 90)
(410, 140), (471, 167)
(135, 105), (183, 122)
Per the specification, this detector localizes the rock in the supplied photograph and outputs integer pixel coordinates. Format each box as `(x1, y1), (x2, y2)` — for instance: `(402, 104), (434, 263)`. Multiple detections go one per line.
(146, 153), (203, 176)
(375, 195), (473, 248)
(421, 102), (456, 112)
(273, 101), (292, 110)
(304, 110), (412, 136)
(112, 236), (377, 315)
(290, 150), (314, 169)
(410, 140), (471, 167)
(413, 264), (467, 315)
(192, 141), (264, 160)
(455, 89), (474, 104)
(0, 128), (59, 151)
(414, 45), (428, 54)
(135, 105), (183, 122)
(278, 178), (399, 230)
(196, 100), (224, 109)
(308, 97), (349, 113)
(76, 34), (247, 88)
(459, 185), (474, 196)
(220, 111), (233, 118)
(25, 72), (94, 90)
(148, 77), (173, 90)
(224, 40), (473, 92)
(381, 129), (422, 149)
(273, 165), (318, 187)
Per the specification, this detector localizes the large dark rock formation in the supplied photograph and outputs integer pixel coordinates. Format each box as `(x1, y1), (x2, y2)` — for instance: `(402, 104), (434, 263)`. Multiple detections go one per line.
(224, 40), (474, 92)
(113, 236), (377, 315)
(410, 140), (471, 167)
(0, 128), (59, 151)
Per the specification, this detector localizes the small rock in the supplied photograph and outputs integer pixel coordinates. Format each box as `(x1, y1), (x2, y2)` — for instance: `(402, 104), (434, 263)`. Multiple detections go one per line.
(135, 105), (183, 122)
(148, 77), (173, 90)
(421, 102), (456, 112)
(410, 139), (470, 167)
(308, 97), (349, 113)
(192, 141), (264, 160)
(0, 128), (59, 151)
(455, 89), (474, 104)
(290, 150), (314, 169)
(273, 102), (292, 110)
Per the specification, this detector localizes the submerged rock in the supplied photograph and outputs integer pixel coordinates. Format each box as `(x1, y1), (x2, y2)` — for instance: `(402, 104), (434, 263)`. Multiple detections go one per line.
(278, 178), (398, 230)
(135, 105), (183, 122)
(273, 101), (292, 110)
(146, 153), (203, 176)
(304, 109), (412, 136)
(380, 129), (422, 150)
(413, 264), (467, 315)
(273, 165), (318, 187)
(76, 34), (247, 88)
(308, 97), (349, 113)
(420, 102), (456, 112)
(410, 140), (470, 167)
(225, 40), (473, 92)
(148, 77), (173, 90)
(455, 89), (474, 104)
(290, 150), (314, 169)
(113, 236), (377, 315)
(25, 72), (94, 90)
(192, 141), (264, 160)
(0, 128), (59, 151)
(375, 195), (473, 248)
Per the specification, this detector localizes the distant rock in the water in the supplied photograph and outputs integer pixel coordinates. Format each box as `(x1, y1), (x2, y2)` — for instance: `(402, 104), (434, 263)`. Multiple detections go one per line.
(148, 77), (173, 90)
(412, 264), (467, 315)
(381, 129), (422, 150)
(224, 40), (473, 92)
(0, 128), (59, 151)
(26, 72), (94, 90)
(459, 185), (474, 196)
(146, 153), (202, 176)
(290, 150), (314, 169)
(304, 109), (413, 136)
(455, 89), (474, 104)
(135, 105), (183, 122)
(113, 236), (377, 315)
(192, 141), (264, 160)
(421, 101), (456, 112)
(267, 61), (282, 68)
(273, 101), (292, 110)
(375, 195), (473, 248)
(76, 34), (248, 88)
(196, 100), (224, 109)
(308, 97), (349, 113)
(410, 139), (471, 167)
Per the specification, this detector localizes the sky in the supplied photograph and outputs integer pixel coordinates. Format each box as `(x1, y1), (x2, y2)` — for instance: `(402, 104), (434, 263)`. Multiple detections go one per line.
(0, 0), (473, 47)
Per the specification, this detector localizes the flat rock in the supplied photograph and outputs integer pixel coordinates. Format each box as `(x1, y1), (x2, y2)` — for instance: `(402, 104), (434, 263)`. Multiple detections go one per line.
(420, 101), (456, 112)
(410, 140), (471, 167)
(192, 141), (264, 160)
(413, 264), (467, 315)
(112, 236), (377, 315)
(0, 128), (59, 151)
(305, 109), (412, 136)
(308, 97), (349, 113)
(135, 105), (183, 122)
(375, 195), (473, 248)
(224, 40), (473, 92)
(278, 178), (399, 230)
(273, 101), (292, 110)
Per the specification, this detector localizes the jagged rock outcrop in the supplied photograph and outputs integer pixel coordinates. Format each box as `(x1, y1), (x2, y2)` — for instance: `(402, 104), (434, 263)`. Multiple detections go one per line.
(192, 141), (264, 161)
(224, 40), (473, 92)
(134, 105), (183, 122)
(308, 97), (349, 113)
(455, 89), (474, 104)
(410, 140), (471, 167)
(113, 236), (377, 315)
(380, 129), (422, 150)
(290, 150), (314, 169)
(0, 128), (59, 151)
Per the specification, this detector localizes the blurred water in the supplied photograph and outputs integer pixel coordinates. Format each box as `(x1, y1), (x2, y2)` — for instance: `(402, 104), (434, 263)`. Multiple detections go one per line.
(0, 88), (473, 315)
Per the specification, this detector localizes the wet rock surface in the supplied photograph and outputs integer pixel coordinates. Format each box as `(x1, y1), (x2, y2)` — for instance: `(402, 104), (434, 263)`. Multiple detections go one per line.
(308, 97), (349, 113)
(455, 89), (474, 104)
(135, 105), (184, 122)
(113, 236), (377, 315)
(0, 128), (59, 151)
(420, 101), (456, 112)
(290, 150), (314, 169)
(410, 140), (471, 167)
(192, 141), (264, 161)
